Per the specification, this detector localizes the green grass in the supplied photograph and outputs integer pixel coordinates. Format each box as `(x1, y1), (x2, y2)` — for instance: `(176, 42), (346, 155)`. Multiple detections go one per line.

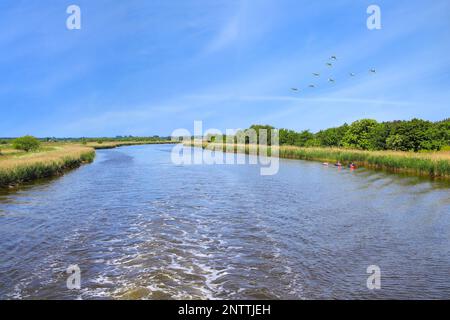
(195, 142), (450, 179)
(0, 140), (172, 188)
(0, 147), (95, 188)
(278, 147), (450, 178)
(0, 140), (174, 188)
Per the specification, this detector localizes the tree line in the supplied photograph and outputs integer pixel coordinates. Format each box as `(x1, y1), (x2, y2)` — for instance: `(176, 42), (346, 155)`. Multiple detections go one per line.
(241, 118), (450, 152)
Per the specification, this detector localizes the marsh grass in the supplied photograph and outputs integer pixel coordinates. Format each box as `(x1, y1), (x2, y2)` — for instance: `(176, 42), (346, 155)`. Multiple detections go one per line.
(278, 146), (450, 178)
(0, 144), (95, 187)
(0, 140), (174, 187)
(188, 141), (450, 179)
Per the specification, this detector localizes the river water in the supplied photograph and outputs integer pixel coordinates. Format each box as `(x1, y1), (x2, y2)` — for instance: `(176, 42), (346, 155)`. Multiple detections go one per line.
(1, 144), (450, 299)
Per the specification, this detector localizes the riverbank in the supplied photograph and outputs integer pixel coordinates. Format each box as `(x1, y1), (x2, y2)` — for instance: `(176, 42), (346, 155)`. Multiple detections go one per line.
(0, 140), (175, 188)
(190, 142), (450, 179)
(0, 143), (95, 188)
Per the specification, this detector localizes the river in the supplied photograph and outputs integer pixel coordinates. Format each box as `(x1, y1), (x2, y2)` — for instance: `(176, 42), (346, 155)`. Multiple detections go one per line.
(1, 144), (450, 299)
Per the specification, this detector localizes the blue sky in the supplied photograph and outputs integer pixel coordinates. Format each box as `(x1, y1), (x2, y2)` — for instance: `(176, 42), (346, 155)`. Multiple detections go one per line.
(1, 0), (449, 137)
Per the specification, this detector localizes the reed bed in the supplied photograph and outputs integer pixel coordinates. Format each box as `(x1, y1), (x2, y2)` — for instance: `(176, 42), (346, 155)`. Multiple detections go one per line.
(0, 144), (95, 188)
(187, 141), (450, 179)
(278, 146), (450, 178)
(0, 140), (173, 187)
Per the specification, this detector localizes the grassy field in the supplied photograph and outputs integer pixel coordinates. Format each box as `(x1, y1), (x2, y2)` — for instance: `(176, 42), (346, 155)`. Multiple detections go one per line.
(190, 141), (450, 179)
(0, 140), (175, 188)
(0, 143), (95, 188)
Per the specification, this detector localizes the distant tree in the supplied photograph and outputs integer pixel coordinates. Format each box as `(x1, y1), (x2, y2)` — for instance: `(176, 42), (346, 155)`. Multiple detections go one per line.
(279, 129), (315, 146)
(434, 120), (450, 147)
(249, 125), (275, 145)
(297, 130), (315, 146)
(279, 129), (297, 146)
(368, 122), (390, 150)
(12, 135), (41, 152)
(386, 134), (404, 151)
(342, 119), (380, 150)
(316, 124), (349, 147)
(242, 117), (450, 152)
(387, 119), (435, 151)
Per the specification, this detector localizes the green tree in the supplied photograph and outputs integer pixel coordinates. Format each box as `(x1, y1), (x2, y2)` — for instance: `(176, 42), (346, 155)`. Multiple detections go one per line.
(279, 129), (297, 146)
(241, 117), (450, 152)
(12, 135), (41, 152)
(249, 125), (275, 145)
(296, 130), (315, 146)
(316, 124), (349, 147)
(369, 122), (391, 150)
(387, 119), (434, 151)
(342, 119), (380, 150)
(434, 120), (450, 147)
(279, 129), (315, 146)
(386, 134), (404, 151)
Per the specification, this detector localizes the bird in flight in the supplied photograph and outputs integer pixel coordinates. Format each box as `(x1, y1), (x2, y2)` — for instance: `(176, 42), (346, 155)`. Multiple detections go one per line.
(313, 73), (320, 76)
(330, 55), (337, 60)
(328, 78), (335, 83)
(291, 88), (299, 92)
(309, 84), (316, 88)
(326, 62), (333, 67)
(349, 73), (356, 77)
(370, 69), (376, 73)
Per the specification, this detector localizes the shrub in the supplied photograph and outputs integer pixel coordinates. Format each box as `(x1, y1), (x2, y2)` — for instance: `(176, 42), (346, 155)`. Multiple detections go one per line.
(12, 135), (41, 152)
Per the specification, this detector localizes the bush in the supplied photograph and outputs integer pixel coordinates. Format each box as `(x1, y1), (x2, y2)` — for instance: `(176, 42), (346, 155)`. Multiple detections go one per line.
(12, 135), (41, 152)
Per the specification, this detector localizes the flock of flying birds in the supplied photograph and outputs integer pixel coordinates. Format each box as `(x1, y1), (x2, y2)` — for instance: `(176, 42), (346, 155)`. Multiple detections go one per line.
(290, 55), (376, 92)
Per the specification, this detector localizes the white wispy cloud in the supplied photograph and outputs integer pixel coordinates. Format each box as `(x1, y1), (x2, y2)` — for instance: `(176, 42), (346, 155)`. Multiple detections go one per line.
(205, 15), (240, 54)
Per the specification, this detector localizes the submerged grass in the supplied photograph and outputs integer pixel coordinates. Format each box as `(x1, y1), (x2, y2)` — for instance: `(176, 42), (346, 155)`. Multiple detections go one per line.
(0, 144), (95, 188)
(189, 141), (450, 179)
